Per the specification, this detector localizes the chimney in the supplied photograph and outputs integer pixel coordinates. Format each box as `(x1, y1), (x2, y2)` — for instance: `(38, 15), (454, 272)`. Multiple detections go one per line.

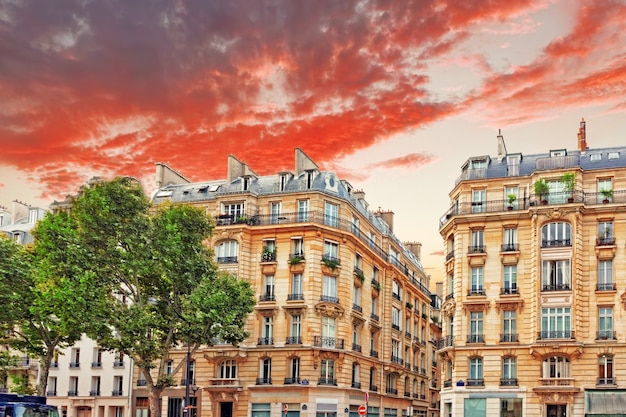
(435, 282), (443, 297)
(404, 241), (422, 261)
(295, 148), (319, 176)
(497, 129), (507, 162)
(577, 118), (587, 152)
(374, 208), (394, 232)
(227, 155), (258, 182)
(353, 189), (369, 210)
(155, 162), (190, 189)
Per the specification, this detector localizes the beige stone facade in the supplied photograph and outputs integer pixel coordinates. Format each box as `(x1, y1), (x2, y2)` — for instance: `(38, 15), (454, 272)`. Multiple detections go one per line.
(438, 125), (626, 417)
(141, 149), (441, 417)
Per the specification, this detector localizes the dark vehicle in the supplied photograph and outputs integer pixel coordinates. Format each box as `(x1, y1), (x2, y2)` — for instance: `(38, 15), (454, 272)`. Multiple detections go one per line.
(0, 394), (59, 417)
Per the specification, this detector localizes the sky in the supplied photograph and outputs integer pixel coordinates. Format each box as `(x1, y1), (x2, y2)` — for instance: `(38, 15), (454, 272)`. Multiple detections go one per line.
(1, 0), (625, 282)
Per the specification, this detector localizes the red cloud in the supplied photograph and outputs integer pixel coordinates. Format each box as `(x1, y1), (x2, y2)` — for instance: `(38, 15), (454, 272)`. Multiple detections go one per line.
(365, 153), (437, 171)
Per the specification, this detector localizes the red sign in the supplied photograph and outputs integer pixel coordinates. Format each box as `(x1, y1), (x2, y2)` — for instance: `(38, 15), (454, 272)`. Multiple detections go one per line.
(283, 403), (288, 414)
(358, 405), (367, 416)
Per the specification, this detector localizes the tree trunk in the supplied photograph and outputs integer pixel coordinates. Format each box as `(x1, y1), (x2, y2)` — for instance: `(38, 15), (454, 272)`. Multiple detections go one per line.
(36, 350), (54, 396)
(147, 383), (164, 417)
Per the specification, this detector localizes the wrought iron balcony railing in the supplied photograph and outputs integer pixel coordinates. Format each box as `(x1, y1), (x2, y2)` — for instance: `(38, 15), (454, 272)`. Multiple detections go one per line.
(542, 283), (571, 292)
(501, 333), (519, 342)
(284, 377), (300, 384)
(286, 336), (302, 345)
(370, 350), (379, 358)
(257, 337), (273, 345)
(501, 244), (519, 252)
(596, 237), (616, 246)
(501, 286), (518, 295)
(256, 378), (272, 385)
(537, 330), (575, 340)
(466, 379), (484, 386)
(596, 330), (616, 340)
(467, 334), (485, 343)
(597, 283), (616, 291)
(352, 343), (362, 352)
(320, 295), (340, 304)
(318, 377), (337, 386)
(597, 377), (616, 385)
(259, 294), (275, 302)
(541, 239), (571, 248)
(314, 336), (344, 349)
(287, 293), (304, 301)
(500, 378), (518, 386)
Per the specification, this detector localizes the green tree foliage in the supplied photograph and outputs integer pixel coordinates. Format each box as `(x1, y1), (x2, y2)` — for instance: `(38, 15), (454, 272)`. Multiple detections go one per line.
(36, 177), (255, 417)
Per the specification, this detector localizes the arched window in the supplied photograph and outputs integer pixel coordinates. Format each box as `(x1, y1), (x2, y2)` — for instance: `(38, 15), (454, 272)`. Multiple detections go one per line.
(216, 240), (238, 263)
(219, 359), (237, 379)
(541, 222), (571, 247)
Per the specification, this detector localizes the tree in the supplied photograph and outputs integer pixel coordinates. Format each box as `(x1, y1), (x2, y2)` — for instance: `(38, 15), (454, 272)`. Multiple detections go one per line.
(44, 177), (255, 417)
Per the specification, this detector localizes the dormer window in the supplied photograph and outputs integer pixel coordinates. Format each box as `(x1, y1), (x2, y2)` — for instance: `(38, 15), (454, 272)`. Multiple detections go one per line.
(29, 209), (38, 224)
(305, 170), (315, 189)
(590, 154), (602, 162)
(242, 176), (250, 191)
(550, 149), (566, 157)
(506, 154), (521, 176)
(608, 152), (619, 160)
(471, 159), (487, 169)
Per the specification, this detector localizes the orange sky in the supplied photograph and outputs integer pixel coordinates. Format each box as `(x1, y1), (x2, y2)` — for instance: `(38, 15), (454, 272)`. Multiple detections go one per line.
(1, 0), (626, 280)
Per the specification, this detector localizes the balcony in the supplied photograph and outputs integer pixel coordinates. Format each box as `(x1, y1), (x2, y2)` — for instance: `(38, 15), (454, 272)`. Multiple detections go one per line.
(261, 250), (276, 262)
(443, 379), (452, 388)
(539, 377), (574, 386)
(467, 334), (484, 344)
(50, 362), (59, 368)
(541, 239), (571, 248)
(437, 335), (454, 349)
(501, 244), (519, 252)
(91, 361), (102, 368)
(286, 336), (302, 345)
(596, 237), (616, 246)
(256, 378), (272, 385)
(257, 337), (273, 345)
(112, 390), (123, 397)
(369, 385), (378, 392)
(537, 330), (575, 340)
(352, 303), (363, 313)
(206, 378), (240, 389)
(596, 330), (617, 340)
(597, 377), (616, 385)
(352, 381), (362, 389)
(445, 250), (454, 262)
(287, 293), (304, 301)
(391, 324), (400, 331)
(404, 391), (411, 398)
(370, 350), (379, 358)
(217, 256), (238, 264)
(390, 355), (403, 365)
(284, 377), (300, 384)
(318, 377), (337, 386)
(370, 313), (379, 322)
(137, 380), (147, 387)
(46, 391), (57, 396)
(467, 288), (485, 296)
(542, 284), (571, 292)
(320, 295), (340, 304)
(314, 336), (344, 349)
(113, 360), (124, 368)
(500, 378), (518, 387)
(597, 283), (616, 291)
(386, 387), (398, 395)
(68, 390), (78, 396)
(466, 379), (484, 387)
(392, 292), (401, 301)
(180, 379), (195, 386)
(405, 331), (412, 339)
(89, 390), (100, 396)
(352, 343), (362, 353)
(467, 245), (485, 254)
(501, 286), (518, 295)
(501, 333), (519, 343)
(259, 293), (275, 302)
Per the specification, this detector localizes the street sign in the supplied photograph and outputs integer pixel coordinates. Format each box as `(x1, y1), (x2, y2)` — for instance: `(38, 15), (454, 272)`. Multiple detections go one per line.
(358, 404), (367, 416)
(283, 403), (288, 414)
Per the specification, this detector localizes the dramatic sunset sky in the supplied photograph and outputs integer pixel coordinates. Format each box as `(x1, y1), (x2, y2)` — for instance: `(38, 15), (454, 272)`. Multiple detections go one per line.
(1, 0), (625, 281)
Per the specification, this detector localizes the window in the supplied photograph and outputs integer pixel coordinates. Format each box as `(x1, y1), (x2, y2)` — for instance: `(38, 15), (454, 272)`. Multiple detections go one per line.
(321, 316), (337, 346)
(166, 360), (173, 375)
(92, 347), (103, 367)
(288, 315), (301, 344)
(305, 170), (315, 189)
(598, 260), (614, 291)
(503, 228), (518, 251)
(70, 348), (80, 368)
(503, 265), (517, 294)
(598, 355), (614, 384)
(472, 189), (486, 213)
(550, 149), (566, 157)
(540, 307), (572, 339)
(504, 186), (518, 209)
(258, 358), (271, 384)
(222, 203), (245, 218)
(47, 376), (57, 396)
(386, 373), (397, 394)
(353, 284), (361, 308)
(219, 360), (236, 379)
(598, 307), (614, 340)
(351, 216), (360, 236)
(260, 316), (273, 344)
(598, 178), (613, 203)
(470, 267), (484, 295)
(323, 240), (339, 261)
(324, 201), (339, 227)
(391, 339), (400, 362)
(279, 174), (288, 191)
(242, 176), (250, 191)
(590, 153), (602, 162)
(469, 312), (483, 343)
(542, 356), (570, 379)
(288, 357), (300, 383)
(608, 152), (620, 160)
(297, 200), (309, 222)
(541, 222), (571, 247)
(251, 403), (270, 417)
(113, 376), (123, 396)
(507, 155), (520, 176)
(28, 208), (38, 224)
(216, 240), (238, 263)
(90, 376), (101, 396)
(369, 367), (376, 390)
(500, 399), (522, 417)
(547, 179), (566, 204)
(291, 237), (304, 257)
(371, 295), (378, 317)
(261, 275), (274, 301)
(470, 229), (484, 253)
(351, 362), (360, 387)
(391, 307), (401, 330)
(270, 202), (281, 224)
(502, 311), (517, 342)
(355, 253), (363, 275)
(542, 259), (571, 291)
(468, 357), (483, 385)
(320, 359), (335, 384)
(501, 357), (517, 385)
(136, 398), (149, 417)
(68, 376), (79, 396)
(597, 221), (614, 245)
(322, 275), (338, 302)
(290, 273), (303, 299)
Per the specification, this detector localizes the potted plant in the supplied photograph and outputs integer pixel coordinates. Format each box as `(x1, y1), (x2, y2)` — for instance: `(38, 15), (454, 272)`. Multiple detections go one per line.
(261, 246), (276, 262)
(289, 254), (305, 265)
(600, 188), (613, 203)
(353, 268), (365, 283)
(322, 257), (340, 270)
(405, 302), (413, 310)
(533, 179), (549, 205)
(560, 172), (576, 203)
(506, 194), (517, 210)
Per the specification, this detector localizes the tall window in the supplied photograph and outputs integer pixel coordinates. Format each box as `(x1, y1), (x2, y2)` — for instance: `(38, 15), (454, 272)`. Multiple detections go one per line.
(289, 357), (300, 383)
(598, 355), (614, 384)
(351, 216), (360, 236)
(503, 228), (518, 251)
(542, 259), (571, 291)
(262, 275), (275, 301)
(216, 240), (238, 263)
(322, 275), (338, 301)
(69, 376), (79, 396)
(470, 267), (484, 295)
(598, 307), (614, 340)
(90, 376), (101, 396)
(541, 222), (571, 247)
(542, 356), (569, 379)
(540, 307), (572, 339)
(597, 221), (614, 245)
(547, 179), (566, 204)
(270, 202), (281, 224)
(502, 311), (517, 342)
(70, 348), (80, 367)
(597, 178), (613, 203)
(47, 376), (57, 396)
(324, 201), (339, 227)
(391, 339), (400, 362)
(392, 280), (401, 299)
(469, 312), (483, 343)
(291, 237), (304, 257)
(504, 186), (518, 209)
(113, 376), (123, 395)
(351, 362), (360, 387)
(321, 316), (337, 346)
(222, 203), (245, 218)
(597, 260), (614, 291)
(353, 284), (361, 308)
(259, 358), (272, 384)
(391, 307), (401, 330)
(470, 229), (484, 252)
(501, 357), (517, 385)
(261, 316), (273, 344)
(472, 189), (486, 213)
(323, 240), (339, 261)
(297, 200), (309, 222)
(503, 265), (517, 294)
(468, 357), (483, 385)
(289, 315), (301, 344)
(290, 274), (303, 299)
(320, 359), (335, 384)
(219, 360), (236, 379)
